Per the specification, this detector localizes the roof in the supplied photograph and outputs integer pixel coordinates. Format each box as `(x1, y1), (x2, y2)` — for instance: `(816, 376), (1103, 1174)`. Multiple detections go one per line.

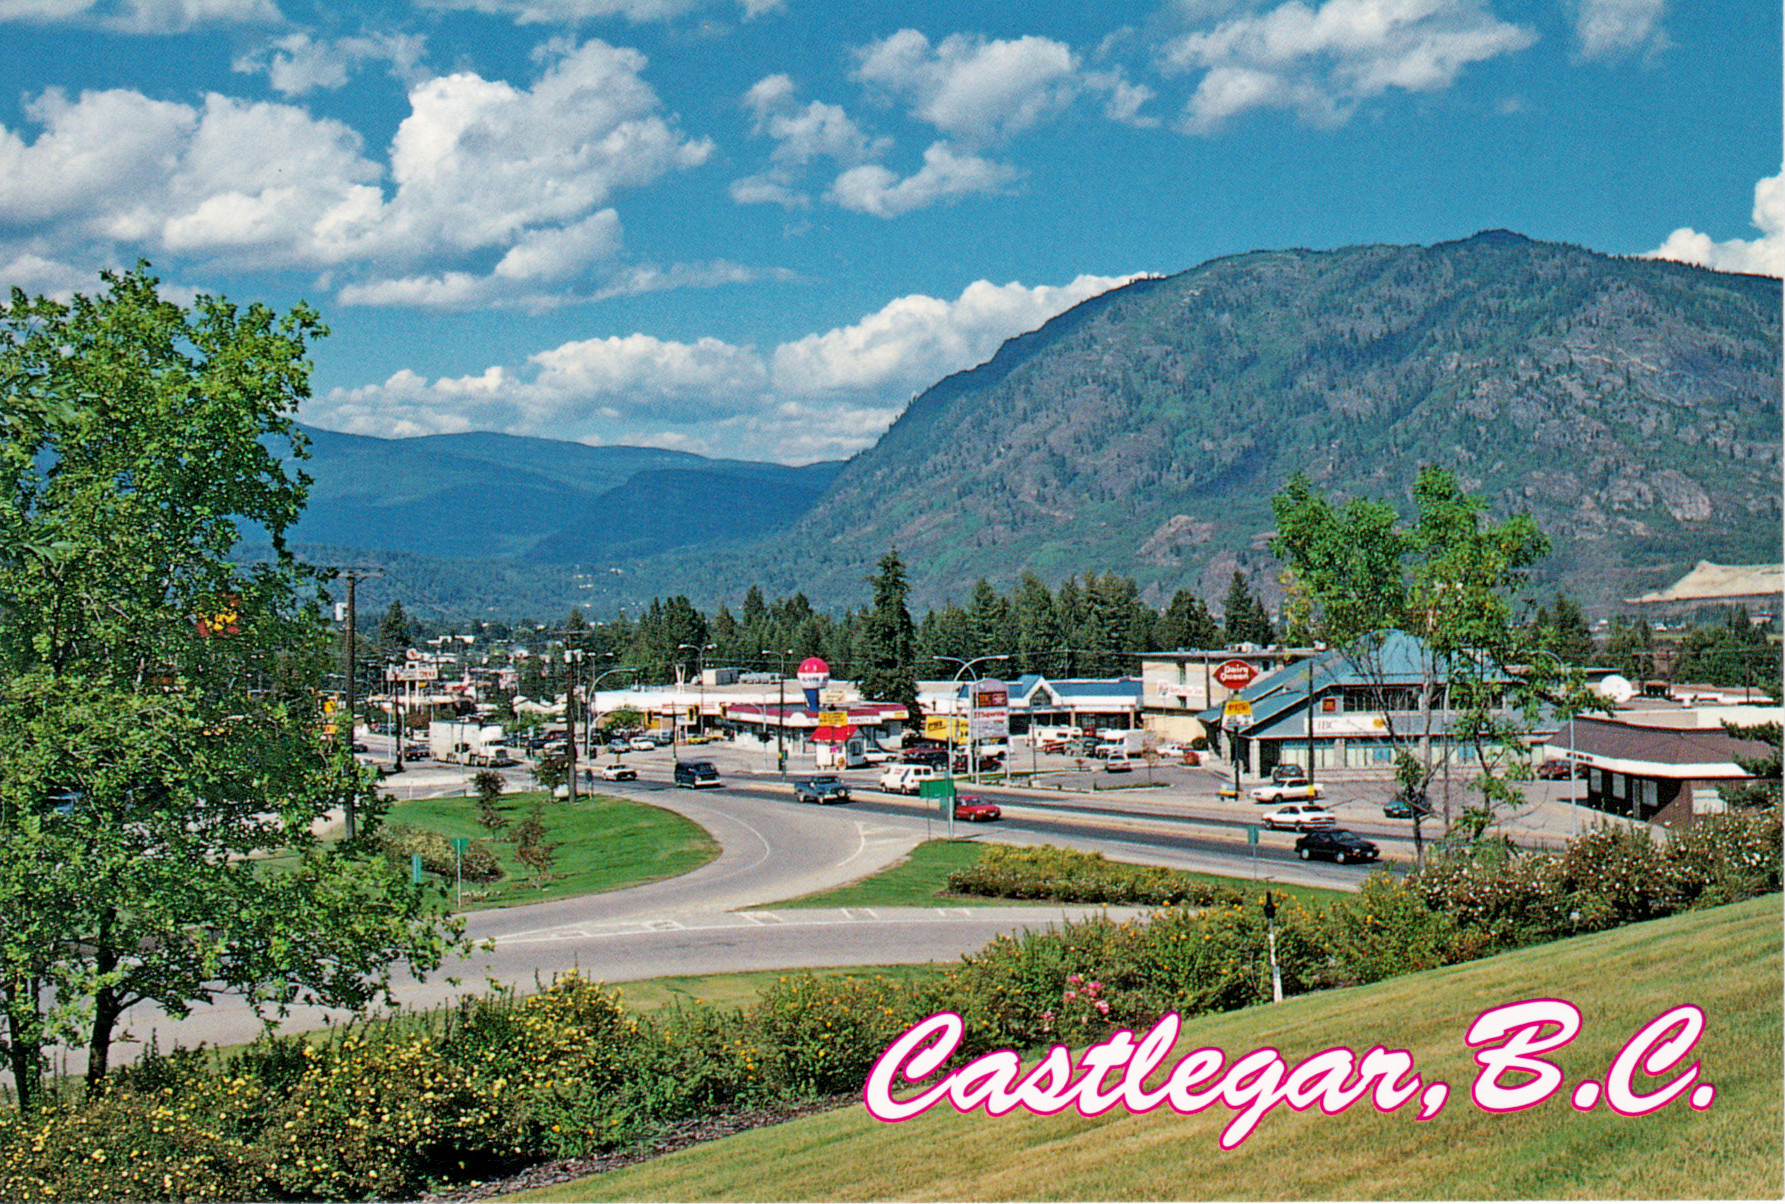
(1195, 632), (1445, 726)
(1551, 715), (1774, 778)
(1624, 560), (1785, 605)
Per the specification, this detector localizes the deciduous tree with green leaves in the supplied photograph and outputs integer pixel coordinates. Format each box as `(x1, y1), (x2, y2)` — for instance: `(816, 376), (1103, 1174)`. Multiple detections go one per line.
(1270, 467), (1586, 856)
(0, 266), (462, 1112)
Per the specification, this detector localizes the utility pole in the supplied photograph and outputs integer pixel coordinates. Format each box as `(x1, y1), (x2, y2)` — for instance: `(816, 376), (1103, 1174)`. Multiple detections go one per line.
(333, 566), (382, 840)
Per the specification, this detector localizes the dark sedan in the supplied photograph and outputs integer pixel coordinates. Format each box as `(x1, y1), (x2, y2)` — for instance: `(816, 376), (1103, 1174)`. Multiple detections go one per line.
(1294, 829), (1381, 864)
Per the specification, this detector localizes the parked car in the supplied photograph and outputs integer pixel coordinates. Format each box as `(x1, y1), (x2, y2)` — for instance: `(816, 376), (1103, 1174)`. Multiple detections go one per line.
(673, 760), (721, 788)
(879, 763), (945, 795)
(597, 763), (637, 781)
(1537, 758), (1589, 780)
(1271, 763), (1308, 784)
(1382, 792), (1431, 819)
(1261, 803), (1338, 831)
(953, 795), (1002, 822)
(1040, 738), (1068, 754)
(793, 775), (851, 805)
(1250, 777), (1325, 804)
(403, 743), (429, 760)
(952, 752), (1004, 773)
(629, 736), (657, 752)
(1294, 829), (1380, 863)
(1104, 752), (1133, 773)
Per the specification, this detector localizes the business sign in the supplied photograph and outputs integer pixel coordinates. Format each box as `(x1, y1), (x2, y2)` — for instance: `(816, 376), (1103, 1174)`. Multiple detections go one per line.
(818, 710), (850, 727)
(387, 664), (438, 682)
(1222, 696), (1254, 730)
(969, 678), (1010, 741)
(798, 657), (830, 711)
(1213, 659), (1259, 689)
(1312, 713), (1390, 736)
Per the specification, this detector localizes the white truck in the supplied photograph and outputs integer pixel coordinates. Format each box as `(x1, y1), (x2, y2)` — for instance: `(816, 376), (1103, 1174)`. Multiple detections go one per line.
(428, 720), (515, 767)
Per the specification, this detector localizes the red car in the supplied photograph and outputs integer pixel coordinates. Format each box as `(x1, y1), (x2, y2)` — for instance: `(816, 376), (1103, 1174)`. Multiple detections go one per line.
(954, 795), (1002, 822)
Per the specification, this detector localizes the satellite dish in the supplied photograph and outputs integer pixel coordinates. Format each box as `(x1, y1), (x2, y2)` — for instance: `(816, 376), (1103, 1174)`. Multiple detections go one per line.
(1594, 674), (1636, 703)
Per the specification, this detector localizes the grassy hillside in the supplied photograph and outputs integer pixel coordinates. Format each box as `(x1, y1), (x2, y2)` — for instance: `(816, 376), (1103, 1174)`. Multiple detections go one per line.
(514, 894), (1782, 1201)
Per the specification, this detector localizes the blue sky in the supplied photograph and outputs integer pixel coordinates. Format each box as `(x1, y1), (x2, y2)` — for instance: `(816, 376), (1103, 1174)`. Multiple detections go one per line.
(1, 0), (1778, 464)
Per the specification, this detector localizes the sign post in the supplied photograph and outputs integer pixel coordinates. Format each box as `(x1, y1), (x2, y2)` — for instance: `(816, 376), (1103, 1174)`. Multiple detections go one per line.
(1222, 696), (1254, 795)
(450, 836), (470, 908)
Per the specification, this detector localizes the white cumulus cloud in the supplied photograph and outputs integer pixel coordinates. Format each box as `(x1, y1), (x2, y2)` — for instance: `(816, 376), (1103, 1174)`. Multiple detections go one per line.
(1570, 0), (1668, 59)
(415, 0), (762, 23)
(854, 29), (1083, 146)
(0, 0), (282, 33)
(827, 142), (1022, 218)
(305, 272), (1141, 462)
(0, 39), (713, 304)
(232, 31), (430, 96)
(1161, 0), (1537, 132)
(1646, 169), (1784, 278)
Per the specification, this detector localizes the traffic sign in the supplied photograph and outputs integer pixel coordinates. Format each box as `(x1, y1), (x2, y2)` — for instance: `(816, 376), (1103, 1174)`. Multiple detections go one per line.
(1214, 658), (1259, 689)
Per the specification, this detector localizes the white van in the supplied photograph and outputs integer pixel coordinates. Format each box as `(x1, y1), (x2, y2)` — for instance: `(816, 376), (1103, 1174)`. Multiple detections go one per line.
(878, 764), (944, 795)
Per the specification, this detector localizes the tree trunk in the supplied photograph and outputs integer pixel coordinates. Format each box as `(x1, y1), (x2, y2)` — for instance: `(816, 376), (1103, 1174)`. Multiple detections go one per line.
(84, 910), (123, 1096)
(85, 985), (124, 1097)
(5, 973), (44, 1116)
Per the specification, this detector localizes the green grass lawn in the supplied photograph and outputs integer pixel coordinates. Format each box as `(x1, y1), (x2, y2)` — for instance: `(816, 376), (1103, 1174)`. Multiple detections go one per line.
(609, 964), (946, 1015)
(509, 894), (1783, 1201)
(771, 840), (1351, 911)
(390, 790), (718, 910)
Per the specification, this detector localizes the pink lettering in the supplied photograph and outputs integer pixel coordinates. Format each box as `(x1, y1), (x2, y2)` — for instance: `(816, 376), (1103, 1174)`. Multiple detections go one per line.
(1466, 998), (1580, 1113)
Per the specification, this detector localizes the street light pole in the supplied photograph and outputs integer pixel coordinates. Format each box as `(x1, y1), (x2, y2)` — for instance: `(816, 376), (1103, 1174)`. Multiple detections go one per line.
(761, 648), (792, 775)
(590, 664), (636, 759)
(934, 654), (1009, 825)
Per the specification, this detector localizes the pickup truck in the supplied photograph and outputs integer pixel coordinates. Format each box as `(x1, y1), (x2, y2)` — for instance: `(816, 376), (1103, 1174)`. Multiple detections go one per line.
(793, 776), (851, 805)
(1249, 777), (1325, 804)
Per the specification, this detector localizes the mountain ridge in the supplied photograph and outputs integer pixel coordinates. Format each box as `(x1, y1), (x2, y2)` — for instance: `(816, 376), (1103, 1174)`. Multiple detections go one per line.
(285, 233), (1781, 618)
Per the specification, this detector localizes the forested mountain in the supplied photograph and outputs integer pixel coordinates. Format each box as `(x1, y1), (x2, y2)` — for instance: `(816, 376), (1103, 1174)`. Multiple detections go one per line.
(728, 231), (1780, 612)
(288, 233), (1780, 619)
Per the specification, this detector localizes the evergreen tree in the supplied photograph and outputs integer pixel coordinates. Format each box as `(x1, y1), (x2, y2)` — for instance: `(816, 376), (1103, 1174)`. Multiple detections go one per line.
(1158, 588), (1220, 650)
(1012, 573), (1064, 677)
(379, 600), (413, 658)
(1221, 572), (1275, 646)
(858, 551), (920, 715)
(1604, 614), (1655, 680)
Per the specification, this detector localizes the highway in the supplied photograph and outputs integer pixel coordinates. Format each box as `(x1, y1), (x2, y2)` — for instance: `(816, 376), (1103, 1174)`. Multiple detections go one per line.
(91, 735), (1596, 1073)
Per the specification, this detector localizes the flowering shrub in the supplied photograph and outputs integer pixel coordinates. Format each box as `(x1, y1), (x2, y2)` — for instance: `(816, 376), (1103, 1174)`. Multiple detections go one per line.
(373, 823), (503, 882)
(946, 844), (1245, 907)
(1318, 872), (1459, 985)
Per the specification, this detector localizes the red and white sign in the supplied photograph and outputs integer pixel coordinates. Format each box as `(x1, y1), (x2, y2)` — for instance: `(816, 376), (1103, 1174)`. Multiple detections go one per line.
(1213, 658), (1259, 689)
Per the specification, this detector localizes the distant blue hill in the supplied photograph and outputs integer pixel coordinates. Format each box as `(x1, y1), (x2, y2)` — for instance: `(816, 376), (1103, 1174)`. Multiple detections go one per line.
(287, 425), (842, 562)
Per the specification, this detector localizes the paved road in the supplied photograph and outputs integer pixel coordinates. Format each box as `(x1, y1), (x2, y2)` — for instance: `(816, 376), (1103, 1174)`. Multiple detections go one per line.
(91, 734), (1607, 1071)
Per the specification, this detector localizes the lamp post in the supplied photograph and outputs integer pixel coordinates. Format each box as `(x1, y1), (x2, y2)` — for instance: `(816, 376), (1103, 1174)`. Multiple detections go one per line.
(679, 642), (715, 738)
(590, 664), (637, 760)
(562, 648), (585, 803)
(934, 655), (1009, 785)
(761, 648), (792, 775)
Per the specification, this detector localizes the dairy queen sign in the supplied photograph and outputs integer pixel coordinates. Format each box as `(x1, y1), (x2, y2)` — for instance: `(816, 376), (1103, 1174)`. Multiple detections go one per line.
(1213, 659), (1259, 690)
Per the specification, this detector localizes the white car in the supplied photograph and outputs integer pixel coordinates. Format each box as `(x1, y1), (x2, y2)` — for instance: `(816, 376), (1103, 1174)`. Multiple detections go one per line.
(597, 763), (637, 781)
(1250, 778), (1325, 804)
(628, 736), (657, 752)
(1261, 803), (1338, 831)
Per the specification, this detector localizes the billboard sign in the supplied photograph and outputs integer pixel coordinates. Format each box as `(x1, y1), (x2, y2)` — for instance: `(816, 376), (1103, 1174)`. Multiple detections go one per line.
(969, 678), (1010, 741)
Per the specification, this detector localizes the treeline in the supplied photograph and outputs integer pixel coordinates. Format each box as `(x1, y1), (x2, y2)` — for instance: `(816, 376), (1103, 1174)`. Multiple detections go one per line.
(362, 560), (1777, 696)
(374, 560), (1280, 692)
